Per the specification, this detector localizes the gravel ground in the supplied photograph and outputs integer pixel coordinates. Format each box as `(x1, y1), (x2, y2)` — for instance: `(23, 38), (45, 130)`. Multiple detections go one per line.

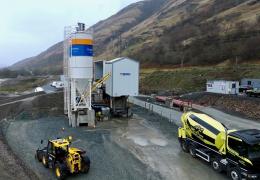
(2, 92), (254, 180)
(0, 128), (38, 180)
(3, 117), (161, 180)
(2, 104), (227, 180)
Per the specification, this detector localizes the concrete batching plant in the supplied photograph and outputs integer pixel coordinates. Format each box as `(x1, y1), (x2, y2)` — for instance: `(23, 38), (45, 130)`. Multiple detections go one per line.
(64, 23), (95, 127)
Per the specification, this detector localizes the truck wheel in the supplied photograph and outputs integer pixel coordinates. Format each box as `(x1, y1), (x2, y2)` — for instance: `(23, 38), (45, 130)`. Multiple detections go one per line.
(211, 158), (223, 173)
(81, 156), (90, 173)
(229, 168), (241, 180)
(180, 140), (189, 153)
(55, 163), (67, 180)
(42, 154), (48, 168)
(189, 146), (196, 158)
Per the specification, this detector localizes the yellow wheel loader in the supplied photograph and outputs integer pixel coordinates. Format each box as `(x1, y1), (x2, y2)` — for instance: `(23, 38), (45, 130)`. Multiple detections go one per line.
(178, 112), (260, 180)
(36, 136), (90, 179)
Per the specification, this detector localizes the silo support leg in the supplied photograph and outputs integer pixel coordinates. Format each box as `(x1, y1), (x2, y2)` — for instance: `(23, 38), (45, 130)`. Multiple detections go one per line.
(71, 113), (77, 128)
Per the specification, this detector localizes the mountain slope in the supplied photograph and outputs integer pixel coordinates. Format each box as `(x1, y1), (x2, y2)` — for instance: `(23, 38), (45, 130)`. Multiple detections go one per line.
(11, 0), (167, 74)
(11, 0), (260, 74)
(11, 42), (63, 74)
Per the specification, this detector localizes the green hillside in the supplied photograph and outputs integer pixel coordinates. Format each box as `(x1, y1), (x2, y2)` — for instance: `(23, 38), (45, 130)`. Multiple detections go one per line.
(141, 63), (260, 94)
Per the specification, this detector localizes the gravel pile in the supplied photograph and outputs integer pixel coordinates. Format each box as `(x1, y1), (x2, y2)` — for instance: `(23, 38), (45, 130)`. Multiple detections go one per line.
(180, 92), (260, 120)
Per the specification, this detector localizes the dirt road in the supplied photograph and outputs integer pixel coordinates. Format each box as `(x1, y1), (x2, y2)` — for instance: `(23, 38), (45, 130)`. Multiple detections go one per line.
(3, 106), (227, 180)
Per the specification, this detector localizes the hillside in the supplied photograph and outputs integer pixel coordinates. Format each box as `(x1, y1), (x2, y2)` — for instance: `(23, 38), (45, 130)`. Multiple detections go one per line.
(140, 62), (260, 94)
(10, 0), (260, 74)
(11, 0), (167, 74)
(11, 42), (63, 75)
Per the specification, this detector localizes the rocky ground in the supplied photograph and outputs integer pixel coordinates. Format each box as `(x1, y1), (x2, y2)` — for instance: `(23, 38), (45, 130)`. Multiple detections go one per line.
(180, 92), (260, 120)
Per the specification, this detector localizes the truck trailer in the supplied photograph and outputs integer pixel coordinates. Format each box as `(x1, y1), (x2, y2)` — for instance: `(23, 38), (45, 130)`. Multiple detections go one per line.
(178, 112), (260, 180)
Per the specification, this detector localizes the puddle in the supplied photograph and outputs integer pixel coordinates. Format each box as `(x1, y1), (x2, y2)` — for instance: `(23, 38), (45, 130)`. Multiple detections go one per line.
(150, 138), (168, 146)
(127, 135), (168, 147)
(128, 135), (149, 146)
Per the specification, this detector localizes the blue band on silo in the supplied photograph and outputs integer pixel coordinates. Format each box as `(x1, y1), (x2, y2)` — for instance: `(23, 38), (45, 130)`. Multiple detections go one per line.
(70, 45), (93, 56)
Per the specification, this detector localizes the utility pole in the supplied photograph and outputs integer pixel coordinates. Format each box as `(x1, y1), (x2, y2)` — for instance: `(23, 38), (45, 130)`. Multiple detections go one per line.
(235, 56), (239, 70)
(118, 32), (122, 57)
(180, 46), (185, 68)
(181, 56), (184, 68)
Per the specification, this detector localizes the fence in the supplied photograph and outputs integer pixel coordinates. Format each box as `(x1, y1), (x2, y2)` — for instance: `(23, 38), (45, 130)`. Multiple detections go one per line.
(129, 97), (183, 126)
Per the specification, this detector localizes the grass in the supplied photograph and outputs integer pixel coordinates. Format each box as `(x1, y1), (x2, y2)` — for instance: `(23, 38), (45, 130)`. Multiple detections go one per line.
(140, 63), (260, 94)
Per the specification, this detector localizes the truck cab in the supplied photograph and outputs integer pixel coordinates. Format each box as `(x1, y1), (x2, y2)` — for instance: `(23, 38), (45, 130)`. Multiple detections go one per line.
(227, 130), (260, 179)
(178, 112), (260, 180)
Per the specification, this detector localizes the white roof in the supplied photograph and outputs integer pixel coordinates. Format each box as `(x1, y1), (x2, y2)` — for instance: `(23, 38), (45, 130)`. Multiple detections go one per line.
(207, 80), (238, 83)
(94, 59), (106, 63)
(106, 57), (138, 64)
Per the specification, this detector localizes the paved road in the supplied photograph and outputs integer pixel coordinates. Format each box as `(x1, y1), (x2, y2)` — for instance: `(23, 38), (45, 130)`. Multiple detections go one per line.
(0, 78), (9, 86)
(42, 84), (60, 94)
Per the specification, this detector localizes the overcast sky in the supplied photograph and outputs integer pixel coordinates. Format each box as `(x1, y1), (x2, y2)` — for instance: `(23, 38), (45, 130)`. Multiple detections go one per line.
(0, 0), (141, 67)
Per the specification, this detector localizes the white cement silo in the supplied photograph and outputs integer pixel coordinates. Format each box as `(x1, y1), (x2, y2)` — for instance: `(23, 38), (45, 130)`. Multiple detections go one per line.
(64, 23), (95, 127)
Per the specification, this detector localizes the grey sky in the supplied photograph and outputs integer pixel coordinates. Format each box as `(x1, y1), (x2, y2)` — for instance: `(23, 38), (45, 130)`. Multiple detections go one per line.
(0, 0), (141, 67)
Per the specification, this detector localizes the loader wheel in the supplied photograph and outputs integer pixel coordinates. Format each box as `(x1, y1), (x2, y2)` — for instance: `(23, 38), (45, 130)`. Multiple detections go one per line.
(189, 145), (196, 158)
(180, 140), (189, 153)
(228, 168), (241, 180)
(81, 156), (90, 173)
(35, 151), (41, 162)
(211, 158), (223, 173)
(42, 154), (48, 168)
(55, 163), (67, 180)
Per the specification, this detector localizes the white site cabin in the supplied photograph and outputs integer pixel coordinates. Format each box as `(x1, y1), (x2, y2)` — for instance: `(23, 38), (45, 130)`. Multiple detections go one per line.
(104, 57), (139, 97)
(206, 80), (239, 95)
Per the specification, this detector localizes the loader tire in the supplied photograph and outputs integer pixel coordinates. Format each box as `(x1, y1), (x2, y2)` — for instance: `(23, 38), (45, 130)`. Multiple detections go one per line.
(42, 154), (48, 168)
(35, 151), (41, 162)
(81, 156), (90, 173)
(55, 163), (67, 180)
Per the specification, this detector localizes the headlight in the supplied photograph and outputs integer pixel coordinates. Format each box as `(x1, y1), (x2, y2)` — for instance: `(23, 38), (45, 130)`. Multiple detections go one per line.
(247, 174), (258, 179)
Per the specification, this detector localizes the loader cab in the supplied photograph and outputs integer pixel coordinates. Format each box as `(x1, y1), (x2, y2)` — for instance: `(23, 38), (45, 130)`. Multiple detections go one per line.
(227, 129), (260, 171)
(47, 139), (70, 162)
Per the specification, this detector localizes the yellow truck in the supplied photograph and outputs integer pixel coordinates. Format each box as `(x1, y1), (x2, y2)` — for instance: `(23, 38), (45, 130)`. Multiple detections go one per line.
(178, 112), (260, 180)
